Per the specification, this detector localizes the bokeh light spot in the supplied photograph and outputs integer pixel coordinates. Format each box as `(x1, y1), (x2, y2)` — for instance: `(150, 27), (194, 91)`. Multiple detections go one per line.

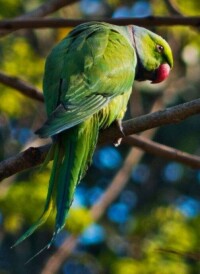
(80, 223), (105, 245)
(163, 162), (184, 183)
(93, 146), (122, 170)
(107, 202), (129, 224)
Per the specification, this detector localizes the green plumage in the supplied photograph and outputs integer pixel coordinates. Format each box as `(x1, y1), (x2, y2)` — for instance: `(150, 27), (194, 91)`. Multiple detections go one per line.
(13, 22), (173, 251)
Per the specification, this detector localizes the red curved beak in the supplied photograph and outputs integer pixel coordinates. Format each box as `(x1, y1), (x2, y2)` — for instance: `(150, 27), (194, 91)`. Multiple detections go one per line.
(152, 63), (171, 84)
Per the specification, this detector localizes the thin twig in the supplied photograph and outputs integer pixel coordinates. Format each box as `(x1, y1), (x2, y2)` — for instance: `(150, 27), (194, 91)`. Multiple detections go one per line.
(41, 235), (78, 274)
(157, 248), (200, 261)
(0, 16), (199, 31)
(164, 0), (183, 16)
(0, 98), (200, 181)
(0, 72), (44, 102)
(123, 135), (200, 169)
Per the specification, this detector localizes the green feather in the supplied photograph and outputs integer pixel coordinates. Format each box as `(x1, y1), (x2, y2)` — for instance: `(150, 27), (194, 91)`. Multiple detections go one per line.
(13, 22), (173, 260)
(11, 142), (63, 248)
(55, 116), (99, 231)
(40, 22), (136, 133)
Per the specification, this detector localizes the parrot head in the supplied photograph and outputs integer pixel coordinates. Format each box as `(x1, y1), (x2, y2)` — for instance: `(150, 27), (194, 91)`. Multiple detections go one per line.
(130, 26), (173, 84)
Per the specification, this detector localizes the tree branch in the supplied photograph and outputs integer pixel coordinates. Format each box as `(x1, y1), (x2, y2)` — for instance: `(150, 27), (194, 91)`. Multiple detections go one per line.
(100, 98), (200, 145)
(0, 72), (44, 102)
(17, 0), (79, 19)
(0, 0), (79, 36)
(0, 145), (49, 181)
(0, 16), (199, 31)
(0, 98), (200, 181)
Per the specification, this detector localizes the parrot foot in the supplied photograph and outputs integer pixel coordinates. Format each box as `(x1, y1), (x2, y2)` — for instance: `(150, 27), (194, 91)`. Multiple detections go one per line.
(113, 120), (125, 147)
(114, 138), (122, 147)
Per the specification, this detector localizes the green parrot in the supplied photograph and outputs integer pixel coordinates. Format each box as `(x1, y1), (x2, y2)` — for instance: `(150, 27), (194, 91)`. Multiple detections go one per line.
(13, 22), (173, 250)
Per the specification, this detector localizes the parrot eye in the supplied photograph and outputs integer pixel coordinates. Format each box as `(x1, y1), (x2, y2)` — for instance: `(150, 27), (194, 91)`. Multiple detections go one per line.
(156, 44), (164, 53)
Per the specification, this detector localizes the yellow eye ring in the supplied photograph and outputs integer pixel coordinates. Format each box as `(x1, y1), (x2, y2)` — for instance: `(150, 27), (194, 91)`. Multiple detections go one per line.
(156, 44), (164, 53)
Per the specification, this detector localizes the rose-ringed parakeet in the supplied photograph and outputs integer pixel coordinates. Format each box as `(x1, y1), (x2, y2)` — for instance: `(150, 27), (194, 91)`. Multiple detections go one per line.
(13, 22), (173, 250)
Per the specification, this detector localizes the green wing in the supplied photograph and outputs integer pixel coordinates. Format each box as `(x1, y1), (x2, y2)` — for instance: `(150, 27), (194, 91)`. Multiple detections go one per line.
(36, 22), (136, 138)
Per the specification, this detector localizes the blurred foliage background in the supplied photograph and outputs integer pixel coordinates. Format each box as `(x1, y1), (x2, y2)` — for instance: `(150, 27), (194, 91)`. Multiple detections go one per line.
(0, 0), (200, 273)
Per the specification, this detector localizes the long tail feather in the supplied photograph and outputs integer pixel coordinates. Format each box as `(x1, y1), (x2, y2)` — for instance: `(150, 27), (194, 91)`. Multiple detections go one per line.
(54, 115), (99, 234)
(24, 116), (99, 263)
(11, 201), (52, 249)
(38, 143), (56, 172)
(12, 116), (99, 262)
(11, 142), (63, 248)
(25, 243), (50, 265)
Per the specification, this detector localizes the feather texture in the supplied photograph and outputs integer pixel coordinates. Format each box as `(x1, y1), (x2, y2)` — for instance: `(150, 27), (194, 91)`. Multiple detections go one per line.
(13, 22), (173, 257)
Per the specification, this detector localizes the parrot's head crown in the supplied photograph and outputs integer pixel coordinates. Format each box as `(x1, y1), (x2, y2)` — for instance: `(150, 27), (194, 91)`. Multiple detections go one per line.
(129, 25), (173, 84)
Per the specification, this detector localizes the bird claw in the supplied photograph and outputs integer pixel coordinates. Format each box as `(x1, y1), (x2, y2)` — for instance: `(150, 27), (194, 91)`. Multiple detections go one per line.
(114, 137), (122, 147)
(117, 120), (125, 136)
(113, 120), (125, 147)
